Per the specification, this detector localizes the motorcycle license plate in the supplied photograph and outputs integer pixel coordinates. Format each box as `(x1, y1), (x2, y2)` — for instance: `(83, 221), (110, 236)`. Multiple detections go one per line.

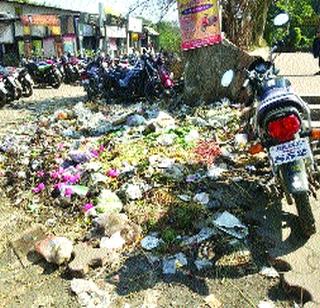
(269, 138), (312, 166)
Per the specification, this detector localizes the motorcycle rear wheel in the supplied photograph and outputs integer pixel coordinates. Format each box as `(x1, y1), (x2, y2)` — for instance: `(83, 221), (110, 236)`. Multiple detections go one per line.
(293, 192), (316, 237)
(22, 81), (33, 97)
(15, 87), (22, 100)
(0, 94), (6, 108)
(51, 77), (61, 89)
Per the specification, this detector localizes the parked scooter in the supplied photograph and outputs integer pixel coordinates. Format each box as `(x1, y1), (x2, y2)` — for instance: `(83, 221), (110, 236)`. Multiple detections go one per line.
(17, 67), (34, 97)
(61, 55), (82, 84)
(0, 77), (8, 107)
(222, 13), (318, 237)
(105, 53), (164, 102)
(23, 59), (62, 89)
(155, 53), (175, 97)
(0, 67), (23, 102)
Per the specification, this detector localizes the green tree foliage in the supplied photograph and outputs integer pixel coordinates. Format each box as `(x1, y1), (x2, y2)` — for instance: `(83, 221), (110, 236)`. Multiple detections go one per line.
(265, 0), (318, 49)
(157, 21), (181, 52)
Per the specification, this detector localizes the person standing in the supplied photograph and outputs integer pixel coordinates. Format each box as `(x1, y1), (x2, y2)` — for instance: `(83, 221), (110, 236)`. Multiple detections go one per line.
(312, 30), (320, 75)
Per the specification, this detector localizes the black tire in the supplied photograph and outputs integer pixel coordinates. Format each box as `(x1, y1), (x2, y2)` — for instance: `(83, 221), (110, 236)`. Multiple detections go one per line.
(51, 74), (62, 89)
(0, 92), (6, 108)
(22, 81), (33, 97)
(293, 192), (316, 237)
(15, 87), (22, 100)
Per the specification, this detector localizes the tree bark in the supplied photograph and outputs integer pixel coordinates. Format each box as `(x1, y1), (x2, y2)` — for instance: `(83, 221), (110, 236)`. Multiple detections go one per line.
(183, 39), (256, 104)
(252, 0), (273, 46)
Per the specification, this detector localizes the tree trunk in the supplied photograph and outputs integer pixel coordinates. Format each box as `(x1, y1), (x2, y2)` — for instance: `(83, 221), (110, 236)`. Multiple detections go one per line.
(252, 0), (273, 46)
(183, 39), (256, 104)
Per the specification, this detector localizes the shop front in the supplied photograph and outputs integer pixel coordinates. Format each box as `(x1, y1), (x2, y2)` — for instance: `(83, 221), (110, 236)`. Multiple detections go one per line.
(0, 12), (17, 64)
(106, 25), (126, 57)
(127, 16), (143, 53)
(18, 14), (62, 58)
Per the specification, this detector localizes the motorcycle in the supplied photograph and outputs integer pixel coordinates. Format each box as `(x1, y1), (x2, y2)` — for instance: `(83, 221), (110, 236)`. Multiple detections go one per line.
(0, 77), (8, 107)
(155, 53), (175, 97)
(83, 57), (109, 100)
(0, 67), (23, 102)
(23, 60), (62, 89)
(61, 55), (82, 84)
(222, 13), (318, 237)
(105, 54), (164, 102)
(17, 67), (34, 97)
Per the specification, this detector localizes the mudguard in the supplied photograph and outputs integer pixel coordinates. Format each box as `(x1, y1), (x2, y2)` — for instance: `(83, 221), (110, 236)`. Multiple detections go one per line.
(279, 159), (309, 193)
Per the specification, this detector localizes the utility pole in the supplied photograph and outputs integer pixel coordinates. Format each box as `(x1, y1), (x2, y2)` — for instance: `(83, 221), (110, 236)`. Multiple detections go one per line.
(98, 2), (107, 52)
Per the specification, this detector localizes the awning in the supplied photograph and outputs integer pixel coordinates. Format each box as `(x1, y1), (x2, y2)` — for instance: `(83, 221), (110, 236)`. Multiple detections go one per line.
(0, 12), (17, 22)
(144, 26), (159, 36)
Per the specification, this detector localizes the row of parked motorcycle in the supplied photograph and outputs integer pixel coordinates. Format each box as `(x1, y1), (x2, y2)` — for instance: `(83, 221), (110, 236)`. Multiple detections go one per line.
(80, 51), (181, 102)
(0, 54), (89, 107)
(0, 51), (180, 107)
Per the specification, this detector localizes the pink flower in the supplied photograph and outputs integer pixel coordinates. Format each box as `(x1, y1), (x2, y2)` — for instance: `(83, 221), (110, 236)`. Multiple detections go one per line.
(107, 169), (120, 178)
(32, 183), (45, 194)
(98, 145), (105, 154)
(82, 203), (94, 213)
(62, 173), (72, 182)
(57, 143), (65, 150)
(36, 170), (45, 178)
(54, 182), (64, 190)
(64, 187), (73, 198)
(50, 171), (60, 180)
(91, 149), (99, 158)
(69, 173), (81, 184)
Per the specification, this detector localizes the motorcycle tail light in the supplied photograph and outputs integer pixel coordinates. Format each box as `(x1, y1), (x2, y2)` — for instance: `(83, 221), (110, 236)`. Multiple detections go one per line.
(267, 114), (301, 142)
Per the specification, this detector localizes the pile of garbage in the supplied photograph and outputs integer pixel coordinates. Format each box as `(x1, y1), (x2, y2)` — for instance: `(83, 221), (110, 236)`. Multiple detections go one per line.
(0, 99), (275, 275)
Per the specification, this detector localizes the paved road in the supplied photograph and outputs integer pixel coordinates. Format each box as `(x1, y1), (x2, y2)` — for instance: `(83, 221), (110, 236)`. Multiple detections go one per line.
(249, 51), (320, 306)
(249, 50), (320, 96)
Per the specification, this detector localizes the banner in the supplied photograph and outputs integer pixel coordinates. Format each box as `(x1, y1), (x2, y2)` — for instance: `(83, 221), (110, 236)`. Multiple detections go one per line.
(21, 15), (60, 27)
(178, 0), (222, 51)
(43, 37), (56, 58)
(128, 17), (143, 33)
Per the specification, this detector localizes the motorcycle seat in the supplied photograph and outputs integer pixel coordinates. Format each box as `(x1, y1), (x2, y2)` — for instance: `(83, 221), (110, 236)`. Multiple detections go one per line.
(257, 89), (306, 126)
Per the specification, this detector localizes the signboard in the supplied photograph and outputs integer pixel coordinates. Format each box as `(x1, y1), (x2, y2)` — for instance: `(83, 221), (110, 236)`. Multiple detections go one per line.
(21, 15), (60, 27)
(15, 21), (23, 37)
(177, 0), (222, 51)
(0, 24), (14, 43)
(31, 25), (46, 37)
(43, 37), (56, 57)
(32, 40), (43, 57)
(106, 26), (126, 38)
(128, 17), (142, 33)
(109, 38), (117, 51)
(82, 24), (94, 37)
(63, 34), (77, 54)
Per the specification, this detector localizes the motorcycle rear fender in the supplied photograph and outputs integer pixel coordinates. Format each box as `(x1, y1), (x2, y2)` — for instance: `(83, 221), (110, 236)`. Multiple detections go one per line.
(279, 160), (309, 194)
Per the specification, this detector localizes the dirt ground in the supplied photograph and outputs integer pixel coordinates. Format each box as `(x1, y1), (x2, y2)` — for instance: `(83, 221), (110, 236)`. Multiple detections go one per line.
(0, 77), (315, 307)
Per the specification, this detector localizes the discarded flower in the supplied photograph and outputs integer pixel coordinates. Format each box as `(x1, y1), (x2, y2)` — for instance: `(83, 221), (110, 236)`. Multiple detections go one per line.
(64, 187), (74, 198)
(82, 203), (94, 213)
(194, 140), (222, 165)
(32, 183), (45, 194)
(107, 169), (120, 178)
(36, 170), (45, 178)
